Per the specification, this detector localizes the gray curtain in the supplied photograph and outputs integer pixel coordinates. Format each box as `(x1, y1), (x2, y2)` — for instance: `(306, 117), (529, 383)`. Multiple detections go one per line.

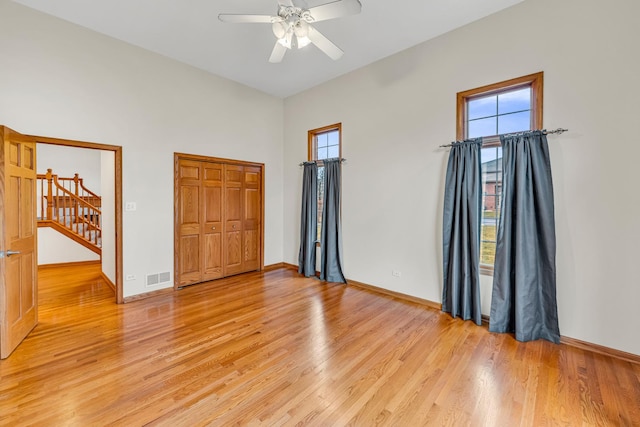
(298, 161), (318, 277)
(442, 139), (483, 325)
(489, 131), (560, 343)
(320, 158), (346, 283)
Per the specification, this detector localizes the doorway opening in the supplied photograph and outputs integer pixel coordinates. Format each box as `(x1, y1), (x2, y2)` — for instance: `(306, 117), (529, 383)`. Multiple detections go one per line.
(31, 134), (123, 303)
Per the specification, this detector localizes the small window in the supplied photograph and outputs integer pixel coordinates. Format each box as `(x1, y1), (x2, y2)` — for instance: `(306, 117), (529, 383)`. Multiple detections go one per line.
(457, 73), (543, 274)
(308, 123), (342, 242)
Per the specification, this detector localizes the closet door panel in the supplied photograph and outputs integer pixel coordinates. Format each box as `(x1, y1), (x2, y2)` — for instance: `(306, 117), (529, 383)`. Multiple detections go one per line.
(202, 163), (223, 280)
(224, 165), (244, 275)
(243, 167), (261, 271)
(177, 160), (202, 286)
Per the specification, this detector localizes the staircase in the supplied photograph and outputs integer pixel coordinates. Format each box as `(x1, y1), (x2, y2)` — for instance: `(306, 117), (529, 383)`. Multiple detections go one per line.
(37, 169), (102, 255)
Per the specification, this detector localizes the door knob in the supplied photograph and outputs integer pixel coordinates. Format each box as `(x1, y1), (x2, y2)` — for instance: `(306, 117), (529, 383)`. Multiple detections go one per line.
(211, 226), (216, 230)
(0, 250), (21, 258)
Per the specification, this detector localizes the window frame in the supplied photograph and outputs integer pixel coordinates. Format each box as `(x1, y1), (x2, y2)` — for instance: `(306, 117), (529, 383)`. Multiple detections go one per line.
(308, 123), (342, 163)
(456, 73), (543, 275)
(308, 123), (342, 245)
(457, 72), (543, 141)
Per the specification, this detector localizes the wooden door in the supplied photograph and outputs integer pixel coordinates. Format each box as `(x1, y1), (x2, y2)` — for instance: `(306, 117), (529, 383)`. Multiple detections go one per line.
(0, 127), (38, 359)
(176, 159), (202, 286)
(175, 154), (264, 287)
(202, 162), (223, 281)
(224, 165), (244, 276)
(243, 166), (262, 272)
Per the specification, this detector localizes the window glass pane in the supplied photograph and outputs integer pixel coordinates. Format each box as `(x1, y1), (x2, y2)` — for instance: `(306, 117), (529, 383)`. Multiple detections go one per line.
(327, 130), (339, 146)
(317, 133), (328, 148)
(480, 240), (496, 265)
(480, 145), (502, 267)
(309, 125), (341, 243)
(483, 194), (497, 211)
(327, 145), (339, 158)
(498, 111), (531, 134)
(481, 146), (499, 162)
(498, 87), (530, 114)
(483, 160), (500, 184)
(317, 146), (329, 160)
(469, 117), (497, 138)
(468, 95), (497, 120)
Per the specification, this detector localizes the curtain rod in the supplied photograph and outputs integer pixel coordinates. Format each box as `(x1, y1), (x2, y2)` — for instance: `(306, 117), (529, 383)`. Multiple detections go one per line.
(439, 128), (568, 148)
(299, 158), (347, 167)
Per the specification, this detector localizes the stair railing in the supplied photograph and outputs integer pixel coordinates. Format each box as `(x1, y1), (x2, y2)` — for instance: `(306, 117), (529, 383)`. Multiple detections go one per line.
(56, 172), (102, 208)
(38, 169), (102, 248)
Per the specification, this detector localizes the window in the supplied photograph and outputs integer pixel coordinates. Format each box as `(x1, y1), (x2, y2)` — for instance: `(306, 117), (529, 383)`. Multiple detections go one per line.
(308, 123), (342, 242)
(457, 72), (543, 273)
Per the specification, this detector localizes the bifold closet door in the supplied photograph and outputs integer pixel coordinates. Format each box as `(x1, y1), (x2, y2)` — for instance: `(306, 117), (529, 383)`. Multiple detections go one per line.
(176, 154), (263, 287)
(177, 159), (203, 286)
(223, 164), (262, 276)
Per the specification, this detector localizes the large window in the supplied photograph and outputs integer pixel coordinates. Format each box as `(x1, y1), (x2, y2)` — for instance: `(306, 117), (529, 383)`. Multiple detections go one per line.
(308, 123), (342, 241)
(457, 73), (543, 273)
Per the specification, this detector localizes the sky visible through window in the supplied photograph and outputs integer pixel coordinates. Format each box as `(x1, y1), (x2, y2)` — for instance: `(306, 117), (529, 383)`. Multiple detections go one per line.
(315, 130), (340, 160)
(468, 87), (531, 138)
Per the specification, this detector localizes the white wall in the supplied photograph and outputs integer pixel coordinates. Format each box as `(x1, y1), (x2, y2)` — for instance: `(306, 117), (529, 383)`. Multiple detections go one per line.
(0, 1), (284, 298)
(37, 228), (100, 265)
(36, 143), (101, 189)
(283, 0), (640, 355)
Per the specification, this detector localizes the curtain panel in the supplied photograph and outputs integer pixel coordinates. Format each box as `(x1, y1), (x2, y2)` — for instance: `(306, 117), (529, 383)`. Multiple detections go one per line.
(442, 139), (483, 325)
(298, 162), (318, 277)
(319, 158), (346, 283)
(489, 131), (560, 343)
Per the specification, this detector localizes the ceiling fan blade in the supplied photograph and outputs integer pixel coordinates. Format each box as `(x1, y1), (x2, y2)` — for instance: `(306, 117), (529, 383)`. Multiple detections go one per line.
(307, 26), (343, 60)
(292, 0), (309, 9)
(307, 0), (362, 23)
(269, 42), (288, 63)
(218, 14), (274, 24)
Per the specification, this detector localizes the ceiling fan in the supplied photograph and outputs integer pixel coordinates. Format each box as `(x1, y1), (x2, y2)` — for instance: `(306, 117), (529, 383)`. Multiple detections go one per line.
(218, 0), (362, 63)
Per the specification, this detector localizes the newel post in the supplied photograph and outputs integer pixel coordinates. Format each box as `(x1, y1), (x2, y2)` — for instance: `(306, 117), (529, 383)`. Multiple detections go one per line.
(46, 169), (54, 220)
(73, 173), (80, 221)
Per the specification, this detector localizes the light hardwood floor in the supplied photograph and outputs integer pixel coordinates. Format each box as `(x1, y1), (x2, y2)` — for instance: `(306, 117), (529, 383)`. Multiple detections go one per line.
(1, 264), (639, 426)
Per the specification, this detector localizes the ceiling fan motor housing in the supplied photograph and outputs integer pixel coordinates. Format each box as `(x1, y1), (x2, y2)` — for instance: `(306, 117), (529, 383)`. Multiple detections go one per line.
(273, 6), (312, 49)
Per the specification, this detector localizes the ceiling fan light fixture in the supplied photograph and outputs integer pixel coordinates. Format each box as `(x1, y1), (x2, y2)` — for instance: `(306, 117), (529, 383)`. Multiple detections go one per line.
(294, 20), (309, 38)
(272, 21), (287, 39)
(277, 32), (293, 49)
(296, 36), (312, 48)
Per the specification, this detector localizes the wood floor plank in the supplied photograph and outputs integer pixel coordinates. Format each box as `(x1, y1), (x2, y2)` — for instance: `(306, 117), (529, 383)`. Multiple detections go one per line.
(1, 264), (640, 426)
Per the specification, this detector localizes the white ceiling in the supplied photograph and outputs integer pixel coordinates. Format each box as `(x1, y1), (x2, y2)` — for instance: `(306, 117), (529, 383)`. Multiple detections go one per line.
(12, 0), (524, 98)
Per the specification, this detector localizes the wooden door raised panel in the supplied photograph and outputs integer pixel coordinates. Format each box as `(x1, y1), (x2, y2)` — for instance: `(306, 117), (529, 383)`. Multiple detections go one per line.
(180, 235), (200, 275)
